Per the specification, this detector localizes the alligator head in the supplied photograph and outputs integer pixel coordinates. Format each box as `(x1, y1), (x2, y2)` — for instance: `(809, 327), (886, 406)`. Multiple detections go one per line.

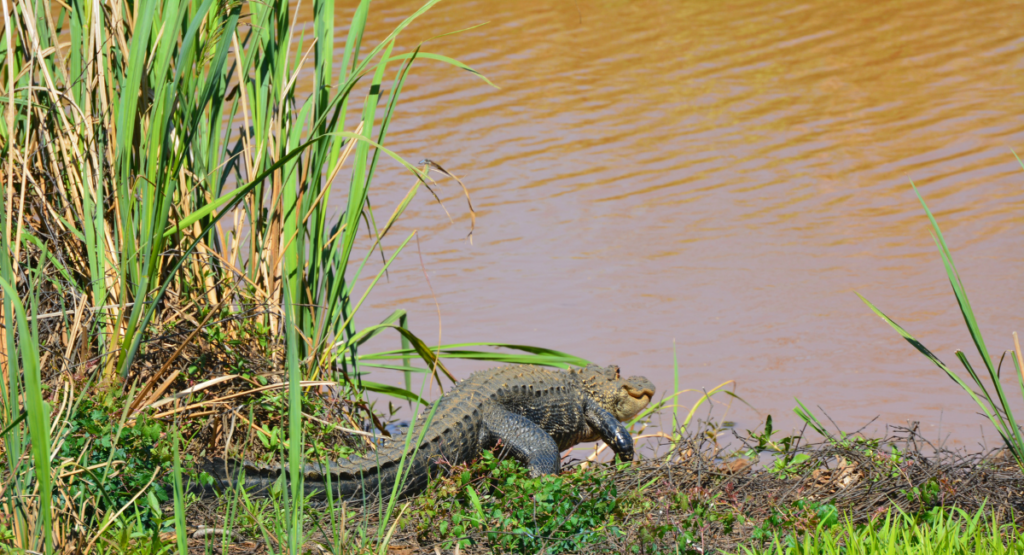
(574, 364), (656, 421)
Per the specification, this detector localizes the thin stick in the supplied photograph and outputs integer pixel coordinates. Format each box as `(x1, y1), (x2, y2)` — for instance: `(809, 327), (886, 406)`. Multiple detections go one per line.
(138, 370), (180, 411)
(3, 0), (15, 250)
(58, 460), (125, 480)
(23, 302), (135, 322)
(150, 381), (334, 419)
(415, 232), (447, 395)
(143, 374), (241, 411)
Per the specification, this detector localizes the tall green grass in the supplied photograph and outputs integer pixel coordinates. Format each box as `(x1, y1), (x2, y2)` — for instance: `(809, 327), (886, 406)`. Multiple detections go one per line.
(0, 0), (597, 549)
(0, 249), (52, 553)
(858, 182), (1024, 468)
(0, 0), (493, 394)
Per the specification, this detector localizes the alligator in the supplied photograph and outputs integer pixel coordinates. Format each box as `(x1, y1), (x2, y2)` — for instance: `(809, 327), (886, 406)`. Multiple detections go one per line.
(201, 364), (656, 502)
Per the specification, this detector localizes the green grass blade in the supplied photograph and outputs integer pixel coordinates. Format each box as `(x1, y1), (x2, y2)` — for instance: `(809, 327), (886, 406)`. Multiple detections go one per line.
(381, 326), (456, 385)
(364, 351), (583, 368)
(176, 10), (240, 170)
(857, 293), (1004, 428)
(388, 51), (498, 88)
(347, 310), (407, 347)
(0, 409), (26, 437)
(359, 381), (427, 405)
(357, 363), (429, 374)
(334, 231), (415, 339)
(911, 181), (996, 374)
(282, 276), (304, 554)
(171, 428), (187, 555)
(794, 398), (832, 439)
(672, 341), (681, 432)
(358, 342), (590, 367)
(954, 351), (1004, 419)
(114, 0), (156, 181)
(0, 276), (51, 554)
(378, 381), (441, 537)
(338, 40), (395, 279)
(362, 47), (418, 212)
(400, 313), (412, 394)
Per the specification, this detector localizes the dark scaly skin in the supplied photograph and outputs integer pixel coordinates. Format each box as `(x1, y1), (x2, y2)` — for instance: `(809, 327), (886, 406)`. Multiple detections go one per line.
(201, 364), (655, 502)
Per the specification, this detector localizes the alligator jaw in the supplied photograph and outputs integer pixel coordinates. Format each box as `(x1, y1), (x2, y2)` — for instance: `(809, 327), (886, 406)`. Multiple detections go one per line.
(625, 385), (654, 401)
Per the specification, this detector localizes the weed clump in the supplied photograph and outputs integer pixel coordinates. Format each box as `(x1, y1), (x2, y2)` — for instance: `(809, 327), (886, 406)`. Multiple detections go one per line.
(410, 450), (625, 553)
(58, 400), (171, 522)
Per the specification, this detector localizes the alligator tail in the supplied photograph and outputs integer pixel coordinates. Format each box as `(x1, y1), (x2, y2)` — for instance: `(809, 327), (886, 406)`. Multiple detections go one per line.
(195, 440), (442, 502)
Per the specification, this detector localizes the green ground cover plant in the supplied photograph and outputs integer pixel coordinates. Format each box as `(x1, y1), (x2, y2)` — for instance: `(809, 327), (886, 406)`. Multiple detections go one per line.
(410, 450), (628, 553)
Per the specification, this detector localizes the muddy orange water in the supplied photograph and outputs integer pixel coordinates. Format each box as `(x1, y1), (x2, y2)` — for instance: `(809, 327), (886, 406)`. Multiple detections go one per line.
(308, 1), (1024, 451)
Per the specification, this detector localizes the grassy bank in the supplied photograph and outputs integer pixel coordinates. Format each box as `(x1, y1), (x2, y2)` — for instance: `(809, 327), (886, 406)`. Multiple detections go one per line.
(176, 429), (1024, 554)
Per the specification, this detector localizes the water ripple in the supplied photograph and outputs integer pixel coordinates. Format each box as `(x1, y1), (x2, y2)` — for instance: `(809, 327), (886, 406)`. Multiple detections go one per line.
(323, 0), (1024, 446)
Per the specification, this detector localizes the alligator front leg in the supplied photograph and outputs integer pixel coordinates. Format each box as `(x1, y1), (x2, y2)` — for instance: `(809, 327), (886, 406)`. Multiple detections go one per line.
(481, 407), (561, 476)
(584, 398), (635, 462)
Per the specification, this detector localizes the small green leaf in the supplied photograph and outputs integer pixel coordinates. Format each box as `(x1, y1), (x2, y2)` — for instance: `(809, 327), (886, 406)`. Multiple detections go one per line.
(465, 484), (485, 524)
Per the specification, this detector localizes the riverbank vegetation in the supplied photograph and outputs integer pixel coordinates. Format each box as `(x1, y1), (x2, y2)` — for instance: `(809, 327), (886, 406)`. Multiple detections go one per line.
(2, 0), (1024, 552)
(0, 0), (574, 549)
(119, 429), (1024, 554)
